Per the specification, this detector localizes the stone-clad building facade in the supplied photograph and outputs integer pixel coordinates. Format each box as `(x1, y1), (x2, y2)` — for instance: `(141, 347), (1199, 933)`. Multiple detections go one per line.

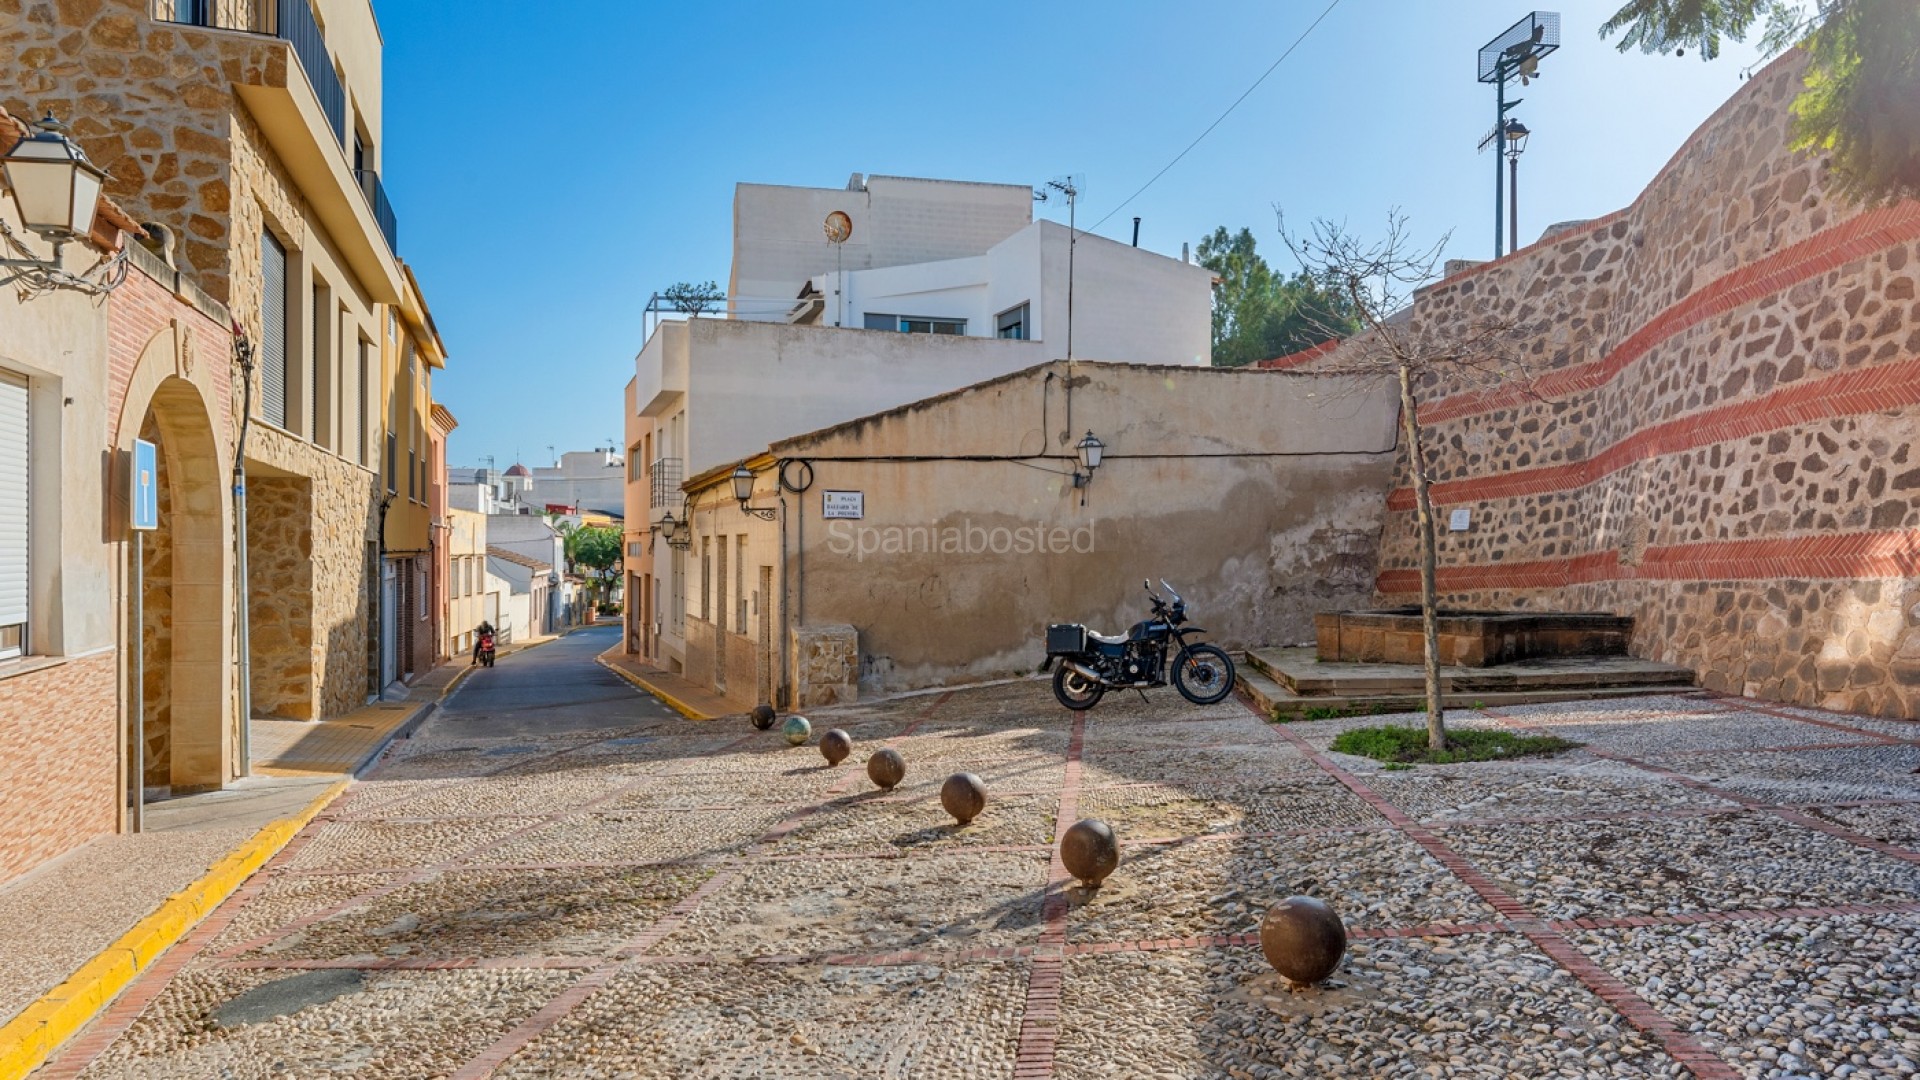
(1295, 51), (1920, 718)
(4, 0), (449, 721)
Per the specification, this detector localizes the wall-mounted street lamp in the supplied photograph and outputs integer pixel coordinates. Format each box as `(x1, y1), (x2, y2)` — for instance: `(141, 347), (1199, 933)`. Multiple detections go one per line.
(651, 509), (689, 550)
(1503, 118), (1531, 252)
(1072, 430), (1105, 488)
(1071, 431), (1105, 505)
(0, 113), (124, 295)
(731, 464), (776, 521)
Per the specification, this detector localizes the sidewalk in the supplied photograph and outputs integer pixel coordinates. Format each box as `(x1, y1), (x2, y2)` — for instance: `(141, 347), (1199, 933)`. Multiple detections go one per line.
(598, 645), (742, 721)
(0, 656), (472, 1079)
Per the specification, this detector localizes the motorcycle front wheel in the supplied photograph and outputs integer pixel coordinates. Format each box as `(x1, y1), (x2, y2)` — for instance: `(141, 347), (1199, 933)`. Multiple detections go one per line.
(1173, 643), (1236, 705)
(1052, 664), (1106, 711)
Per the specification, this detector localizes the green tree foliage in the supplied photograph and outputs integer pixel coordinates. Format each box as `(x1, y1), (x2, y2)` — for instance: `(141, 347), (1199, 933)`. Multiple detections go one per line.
(661, 280), (724, 315)
(564, 524), (623, 604)
(1602, 0), (1920, 205)
(1196, 227), (1359, 368)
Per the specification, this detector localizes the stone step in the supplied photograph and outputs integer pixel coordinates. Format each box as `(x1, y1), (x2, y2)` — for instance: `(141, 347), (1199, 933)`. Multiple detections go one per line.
(1245, 646), (1697, 697)
(1236, 673), (1709, 721)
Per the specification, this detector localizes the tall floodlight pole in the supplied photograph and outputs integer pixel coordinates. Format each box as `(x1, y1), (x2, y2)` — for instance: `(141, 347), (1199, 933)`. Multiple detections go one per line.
(1477, 12), (1558, 257)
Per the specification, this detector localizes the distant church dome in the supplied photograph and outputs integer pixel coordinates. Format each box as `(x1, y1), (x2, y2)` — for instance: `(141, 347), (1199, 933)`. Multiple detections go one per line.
(504, 463), (530, 477)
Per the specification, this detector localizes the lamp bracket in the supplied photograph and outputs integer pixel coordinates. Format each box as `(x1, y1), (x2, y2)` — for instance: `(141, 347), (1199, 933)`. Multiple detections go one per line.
(739, 504), (777, 521)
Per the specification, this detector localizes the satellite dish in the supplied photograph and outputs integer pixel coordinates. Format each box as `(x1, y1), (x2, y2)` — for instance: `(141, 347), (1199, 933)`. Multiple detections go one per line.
(824, 211), (852, 244)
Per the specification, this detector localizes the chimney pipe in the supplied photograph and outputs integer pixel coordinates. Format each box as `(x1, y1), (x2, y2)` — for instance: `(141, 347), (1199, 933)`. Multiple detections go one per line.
(1181, 242), (1190, 264)
(1131, 217), (1141, 247)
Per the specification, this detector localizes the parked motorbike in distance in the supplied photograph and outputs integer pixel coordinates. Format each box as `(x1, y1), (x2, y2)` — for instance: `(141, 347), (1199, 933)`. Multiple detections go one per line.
(476, 630), (496, 668)
(1040, 579), (1237, 711)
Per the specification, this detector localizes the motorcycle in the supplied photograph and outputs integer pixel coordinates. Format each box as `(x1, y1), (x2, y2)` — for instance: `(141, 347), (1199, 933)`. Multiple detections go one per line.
(1040, 580), (1237, 711)
(476, 630), (496, 669)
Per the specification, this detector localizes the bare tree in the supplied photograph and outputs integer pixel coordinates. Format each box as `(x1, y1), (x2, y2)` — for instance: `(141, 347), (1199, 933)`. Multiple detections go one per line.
(1280, 211), (1540, 750)
(661, 280), (724, 316)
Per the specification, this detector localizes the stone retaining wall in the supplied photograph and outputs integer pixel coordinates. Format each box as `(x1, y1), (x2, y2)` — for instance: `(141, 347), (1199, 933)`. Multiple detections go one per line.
(1301, 51), (1920, 718)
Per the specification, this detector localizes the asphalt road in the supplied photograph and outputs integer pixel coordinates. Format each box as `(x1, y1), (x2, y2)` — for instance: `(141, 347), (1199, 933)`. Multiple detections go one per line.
(434, 625), (679, 739)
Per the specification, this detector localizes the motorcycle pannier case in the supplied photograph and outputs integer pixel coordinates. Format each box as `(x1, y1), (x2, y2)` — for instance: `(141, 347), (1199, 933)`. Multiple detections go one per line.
(1047, 623), (1088, 655)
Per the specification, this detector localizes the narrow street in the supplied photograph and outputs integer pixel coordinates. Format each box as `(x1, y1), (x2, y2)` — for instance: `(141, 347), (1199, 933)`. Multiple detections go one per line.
(439, 627), (681, 739)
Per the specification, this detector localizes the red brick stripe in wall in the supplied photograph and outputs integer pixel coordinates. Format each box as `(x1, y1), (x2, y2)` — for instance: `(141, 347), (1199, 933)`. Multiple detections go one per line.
(1418, 201), (1920, 426)
(1376, 529), (1920, 593)
(1386, 352), (1920, 512)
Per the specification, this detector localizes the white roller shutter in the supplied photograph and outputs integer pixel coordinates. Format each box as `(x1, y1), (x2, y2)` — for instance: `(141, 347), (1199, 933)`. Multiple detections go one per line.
(261, 229), (288, 429)
(0, 371), (28, 658)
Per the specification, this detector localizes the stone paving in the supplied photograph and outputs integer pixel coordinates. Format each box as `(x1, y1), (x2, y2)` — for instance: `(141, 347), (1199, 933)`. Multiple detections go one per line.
(37, 681), (1920, 1079)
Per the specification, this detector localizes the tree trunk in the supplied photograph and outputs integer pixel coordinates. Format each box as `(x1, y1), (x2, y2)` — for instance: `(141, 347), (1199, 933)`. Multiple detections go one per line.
(1397, 364), (1447, 750)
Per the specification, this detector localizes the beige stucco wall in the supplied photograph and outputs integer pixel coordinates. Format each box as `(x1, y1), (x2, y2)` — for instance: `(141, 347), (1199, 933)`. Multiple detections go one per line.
(677, 361), (1398, 698)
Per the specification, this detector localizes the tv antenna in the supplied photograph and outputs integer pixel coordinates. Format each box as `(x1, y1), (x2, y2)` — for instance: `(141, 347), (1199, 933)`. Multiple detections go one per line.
(1036, 175), (1084, 359)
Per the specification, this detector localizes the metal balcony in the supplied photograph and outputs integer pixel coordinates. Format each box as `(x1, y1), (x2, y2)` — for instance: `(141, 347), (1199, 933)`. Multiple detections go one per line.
(153, 0), (347, 145)
(650, 457), (683, 509)
(355, 168), (399, 254)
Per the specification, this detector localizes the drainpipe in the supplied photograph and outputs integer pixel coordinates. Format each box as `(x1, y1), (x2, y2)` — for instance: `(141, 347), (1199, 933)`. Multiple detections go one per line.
(230, 326), (256, 776)
(777, 491), (789, 710)
(377, 493), (393, 697)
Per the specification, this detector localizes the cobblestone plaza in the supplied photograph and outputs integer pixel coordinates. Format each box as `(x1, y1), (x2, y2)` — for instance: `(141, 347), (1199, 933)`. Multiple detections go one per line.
(35, 637), (1920, 1079)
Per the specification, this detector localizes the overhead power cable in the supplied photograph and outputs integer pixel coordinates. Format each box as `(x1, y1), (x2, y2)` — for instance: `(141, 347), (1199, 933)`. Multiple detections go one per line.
(1088, 0), (1349, 233)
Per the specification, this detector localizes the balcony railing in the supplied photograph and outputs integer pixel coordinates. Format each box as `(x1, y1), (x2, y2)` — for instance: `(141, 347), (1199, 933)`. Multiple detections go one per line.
(650, 457), (683, 509)
(153, 1), (347, 147)
(355, 168), (399, 253)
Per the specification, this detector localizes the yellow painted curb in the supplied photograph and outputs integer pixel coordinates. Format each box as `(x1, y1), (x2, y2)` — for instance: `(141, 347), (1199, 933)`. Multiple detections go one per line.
(596, 657), (718, 722)
(0, 778), (348, 1080)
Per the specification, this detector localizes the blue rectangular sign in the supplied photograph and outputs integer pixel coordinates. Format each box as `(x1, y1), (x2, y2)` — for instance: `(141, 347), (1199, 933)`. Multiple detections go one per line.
(131, 439), (158, 532)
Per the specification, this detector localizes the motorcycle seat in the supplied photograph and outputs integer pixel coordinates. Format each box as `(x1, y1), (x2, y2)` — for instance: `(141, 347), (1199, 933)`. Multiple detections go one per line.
(1088, 630), (1129, 645)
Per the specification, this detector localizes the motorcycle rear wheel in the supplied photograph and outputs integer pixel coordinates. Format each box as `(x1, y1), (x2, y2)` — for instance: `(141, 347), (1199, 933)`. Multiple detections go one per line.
(1052, 665), (1105, 711)
(1173, 643), (1236, 705)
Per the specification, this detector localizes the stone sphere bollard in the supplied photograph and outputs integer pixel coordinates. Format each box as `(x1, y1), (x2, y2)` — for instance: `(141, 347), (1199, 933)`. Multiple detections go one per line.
(782, 715), (812, 746)
(867, 748), (906, 790)
(940, 773), (987, 825)
(1061, 818), (1120, 887)
(749, 704), (776, 731)
(1260, 896), (1347, 987)
(820, 729), (852, 766)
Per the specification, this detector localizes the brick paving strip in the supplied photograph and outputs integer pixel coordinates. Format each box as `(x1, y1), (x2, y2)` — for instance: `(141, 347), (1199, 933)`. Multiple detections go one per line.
(1257, 702), (1748, 1080)
(1011, 712), (1084, 1080)
(444, 692), (956, 1080)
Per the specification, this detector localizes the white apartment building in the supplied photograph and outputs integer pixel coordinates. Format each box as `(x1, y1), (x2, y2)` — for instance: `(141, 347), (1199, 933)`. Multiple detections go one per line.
(625, 172), (1213, 684)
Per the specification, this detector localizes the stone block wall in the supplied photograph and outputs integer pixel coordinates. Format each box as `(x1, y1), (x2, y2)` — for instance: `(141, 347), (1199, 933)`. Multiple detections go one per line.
(792, 624), (858, 708)
(246, 424), (377, 718)
(1304, 51), (1920, 717)
(0, 653), (118, 886)
(246, 473), (313, 719)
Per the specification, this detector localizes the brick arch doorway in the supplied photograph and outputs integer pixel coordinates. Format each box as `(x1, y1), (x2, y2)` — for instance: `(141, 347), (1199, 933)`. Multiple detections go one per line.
(126, 373), (232, 796)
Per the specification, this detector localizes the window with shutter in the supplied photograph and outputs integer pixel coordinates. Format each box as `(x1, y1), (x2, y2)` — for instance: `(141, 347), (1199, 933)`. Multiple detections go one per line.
(0, 371), (28, 659)
(260, 230), (288, 429)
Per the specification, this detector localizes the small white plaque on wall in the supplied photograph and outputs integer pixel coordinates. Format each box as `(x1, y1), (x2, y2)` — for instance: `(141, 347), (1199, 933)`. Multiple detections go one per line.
(823, 491), (864, 520)
(1448, 507), (1471, 532)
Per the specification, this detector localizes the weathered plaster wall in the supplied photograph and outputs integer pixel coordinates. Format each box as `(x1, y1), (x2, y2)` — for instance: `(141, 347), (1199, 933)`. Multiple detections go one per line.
(700, 361), (1399, 695)
(1300, 51), (1920, 718)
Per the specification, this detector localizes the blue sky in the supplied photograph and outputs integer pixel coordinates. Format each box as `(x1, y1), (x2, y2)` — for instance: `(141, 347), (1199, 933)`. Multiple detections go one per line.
(378, 1), (1769, 469)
